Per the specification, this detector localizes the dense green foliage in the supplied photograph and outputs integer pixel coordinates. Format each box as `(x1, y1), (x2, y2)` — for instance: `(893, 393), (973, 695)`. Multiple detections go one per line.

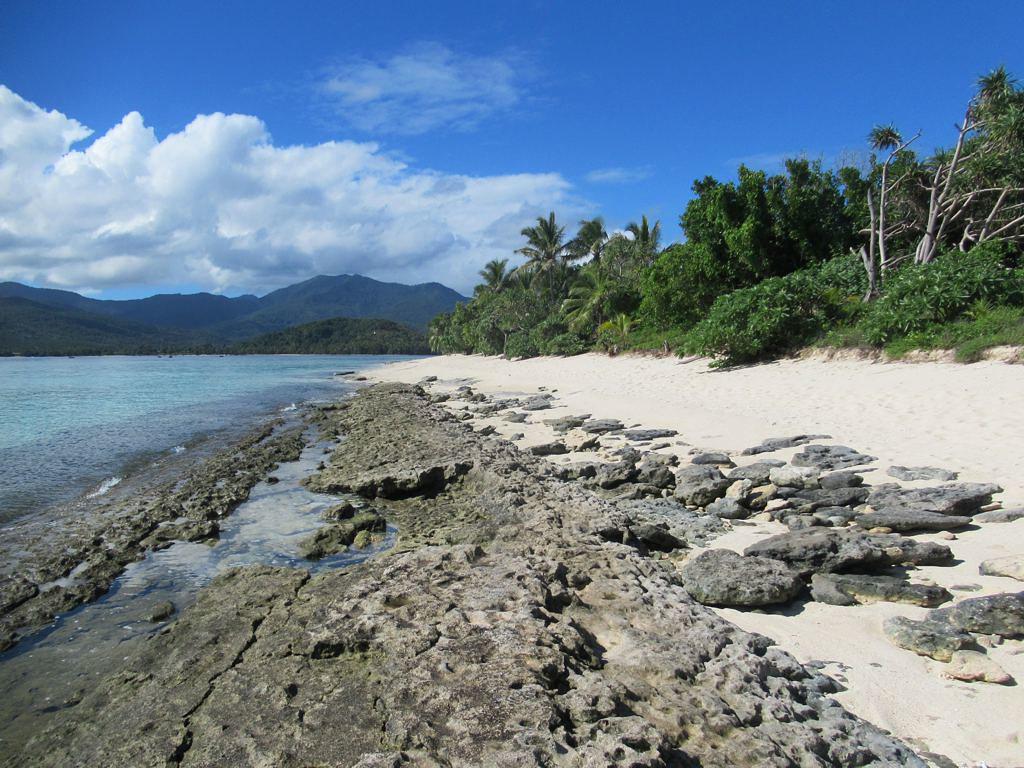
(232, 317), (429, 355)
(431, 68), (1024, 365)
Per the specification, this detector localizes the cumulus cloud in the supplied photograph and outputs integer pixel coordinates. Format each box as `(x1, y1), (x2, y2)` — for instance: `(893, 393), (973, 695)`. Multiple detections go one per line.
(584, 166), (654, 185)
(0, 85), (576, 296)
(320, 43), (525, 134)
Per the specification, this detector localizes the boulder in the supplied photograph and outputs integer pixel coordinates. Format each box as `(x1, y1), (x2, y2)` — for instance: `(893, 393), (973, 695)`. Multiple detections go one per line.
(503, 412), (528, 423)
(543, 415), (588, 433)
(630, 523), (684, 552)
(622, 428), (678, 441)
(635, 461), (676, 489)
(979, 555), (1024, 582)
(819, 471), (865, 490)
(562, 462), (598, 481)
(932, 592), (1024, 638)
(680, 549), (804, 607)
(521, 396), (553, 411)
(887, 466), (958, 482)
(705, 497), (749, 520)
(690, 452), (735, 468)
(973, 507), (1024, 524)
(769, 465), (820, 489)
(882, 616), (973, 661)
(792, 444), (876, 471)
(728, 461), (785, 485)
(867, 483), (1002, 516)
(791, 486), (870, 509)
(673, 465), (731, 506)
(944, 650), (1014, 685)
(740, 435), (832, 455)
(744, 528), (953, 576)
(810, 573), (951, 607)
(581, 419), (624, 434)
(855, 509), (972, 533)
(530, 441), (570, 456)
(595, 461), (638, 489)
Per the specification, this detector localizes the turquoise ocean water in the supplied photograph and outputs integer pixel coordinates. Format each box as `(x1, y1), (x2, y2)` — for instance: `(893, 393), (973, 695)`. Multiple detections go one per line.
(0, 354), (421, 523)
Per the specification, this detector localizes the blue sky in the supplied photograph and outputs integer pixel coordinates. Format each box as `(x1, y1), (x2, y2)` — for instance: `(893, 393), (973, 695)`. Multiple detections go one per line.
(2, 1), (1023, 297)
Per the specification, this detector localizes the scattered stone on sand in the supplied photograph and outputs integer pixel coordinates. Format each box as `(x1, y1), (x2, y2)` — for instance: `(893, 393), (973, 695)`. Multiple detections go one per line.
(705, 497), (749, 520)
(854, 509), (973, 533)
(680, 549), (804, 607)
(530, 441), (569, 456)
(690, 452), (735, 467)
(882, 615), (973, 662)
(973, 507), (1024, 523)
(810, 573), (951, 607)
(542, 415), (588, 433)
(769, 465), (820, 489)
(503, 411), (528, 423)
(580, 418), (624, 434)
(792, 444), (877, 471)
(819, 471), (865, 490)
(727, 460), (785, 485)
(944, 650), (1014, 685)
(932, 592), (1024, 638)
(740, 434), (832, 455)
(622, 428), (678, 441)
(521, 395), (553, 411)
(744, 527), (953, 576)
(672, 465), (731, 506)
(887, 466), (958, 481)
(979, 555), (1024, 582)
(867, 483), (1003, 517)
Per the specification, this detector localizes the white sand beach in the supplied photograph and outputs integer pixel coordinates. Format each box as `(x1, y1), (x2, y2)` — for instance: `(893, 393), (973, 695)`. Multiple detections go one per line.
(370, 353), (1024, 767)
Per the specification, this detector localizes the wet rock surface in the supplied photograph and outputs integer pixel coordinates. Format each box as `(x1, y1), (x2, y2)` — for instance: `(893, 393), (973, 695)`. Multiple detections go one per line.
(12, 384), (927, 767)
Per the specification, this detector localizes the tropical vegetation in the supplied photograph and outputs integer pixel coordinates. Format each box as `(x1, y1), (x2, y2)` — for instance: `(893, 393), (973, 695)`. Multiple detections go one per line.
(429, 68), (1024, 365)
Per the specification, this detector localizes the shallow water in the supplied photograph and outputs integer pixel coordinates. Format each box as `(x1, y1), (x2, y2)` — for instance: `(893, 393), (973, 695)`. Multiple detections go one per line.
(0, 354), (421, 523)
(0, 434), (393, 753)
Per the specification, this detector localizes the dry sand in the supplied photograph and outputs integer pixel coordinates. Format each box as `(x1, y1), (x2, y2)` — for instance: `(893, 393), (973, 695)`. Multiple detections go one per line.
(369, 353), (1024, 767)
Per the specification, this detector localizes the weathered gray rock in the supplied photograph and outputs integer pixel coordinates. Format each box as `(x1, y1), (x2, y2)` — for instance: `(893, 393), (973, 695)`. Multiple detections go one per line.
(635, 461), (676, 489)
(521, 395), (553, 411)
(530, 441), (569, 456)
(673, 465), (731, 506)
(298, 512), (386, 560)
(705, 497), (749, 520)
(867, 482), (1003, 516)
(542, 415), (588, 432)
(681, 549), (804, 607)
(728, 460), (785, 485)
(819, 471), (865, 490)
(979, 555), (1024, 582)
(887, 466), (958, 481)
(973, 507), (1024, 523)
(629, 523), (684, 552)
(769, 465), (820, 489)
(810, 573), (951, 607)
(855, 509), (972, 533)
(503, 411), (528, 423)
(146, 600), (176, 622)
(932, 591), (1024, 638)
(594, 461), (638, 489)
(882, 615), (973, 661)
(792, 486), (870, 509)
(690, 452), (735, 467)
(562, 462), (599, 481)
(0, 576), (39, 614)
(622, 428), (678, 441)
(792, 444), (876, 471)
(741, 434), (832, 455)
(744, 528), (953, 576)
(580, 418), (624, 434)
(944, 650), (1014, 685)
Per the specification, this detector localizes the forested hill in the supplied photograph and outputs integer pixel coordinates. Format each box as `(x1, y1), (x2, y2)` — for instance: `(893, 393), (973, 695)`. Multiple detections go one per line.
(0, 274), (466, 338)
(230, 317), (429, 355)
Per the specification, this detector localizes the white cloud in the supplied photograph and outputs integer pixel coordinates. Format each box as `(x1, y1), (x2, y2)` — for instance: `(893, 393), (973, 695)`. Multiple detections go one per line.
(320, 43), (525, 134)
(584, 166), (653, 185)
(0, 85), (577, 296)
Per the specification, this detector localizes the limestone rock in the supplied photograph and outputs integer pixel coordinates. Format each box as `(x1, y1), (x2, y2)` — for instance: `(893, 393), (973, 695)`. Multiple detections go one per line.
(810, 573), (951, 607)
(792, 444), (876, 471)
(867, 482), (1003, 517)
(882, 616), (973, 661)
(933, 591), (1024, 638)
(979, 555), (1024, 582)
(690, 452), (735, 468)
(728, 460), (784, 485)
(944, 650), (1014, 685)
(681, 549), (804, 607)
(855, 509), (972, 533)
(705, 497), (749, 520)
(973, 507), (1024, 523)
(887, 466), (958, 481)
(741, 435), (832, 455)
(819, 471), (865, 490)
(580, 418), (624, 434)
(769, 465), (820, 489)
(530, 441), (569, 456)
(673, 465), (731, 506)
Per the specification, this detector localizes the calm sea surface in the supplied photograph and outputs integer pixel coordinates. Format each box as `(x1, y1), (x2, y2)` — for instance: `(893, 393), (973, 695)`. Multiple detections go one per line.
(0, 354), (421, 523)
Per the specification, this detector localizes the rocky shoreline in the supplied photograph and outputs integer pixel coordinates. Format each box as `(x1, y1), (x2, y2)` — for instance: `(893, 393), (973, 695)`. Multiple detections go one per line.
(8, 382), (950, 766)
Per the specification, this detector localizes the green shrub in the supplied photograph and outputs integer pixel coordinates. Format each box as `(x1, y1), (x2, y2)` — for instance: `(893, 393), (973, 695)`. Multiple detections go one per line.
(542, 332), (590, 356)
(859, 246), (1024, 344)
(686, 271), (843, 365)
(503, 331), (541, 359)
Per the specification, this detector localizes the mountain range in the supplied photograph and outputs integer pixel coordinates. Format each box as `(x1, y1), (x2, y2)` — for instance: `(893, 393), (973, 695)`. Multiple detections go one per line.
(0, 274), (466, 355)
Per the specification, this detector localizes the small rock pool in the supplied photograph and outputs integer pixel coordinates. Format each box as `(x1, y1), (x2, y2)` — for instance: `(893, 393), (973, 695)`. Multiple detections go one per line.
(0, 432), (393, 754)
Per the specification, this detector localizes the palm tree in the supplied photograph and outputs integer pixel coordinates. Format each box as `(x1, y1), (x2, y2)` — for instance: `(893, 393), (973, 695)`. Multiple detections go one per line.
(868, 124), (904, 272)
(561, 269), (613, 332)
(569, 217), (608, 262)
(515, 212), (569, 275)
(625, 215), (661, 257)
(477, 259), (509, 292)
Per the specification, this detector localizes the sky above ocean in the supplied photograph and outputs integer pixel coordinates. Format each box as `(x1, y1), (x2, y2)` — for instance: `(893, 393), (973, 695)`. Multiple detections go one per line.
(2, 0), (1023, 297)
